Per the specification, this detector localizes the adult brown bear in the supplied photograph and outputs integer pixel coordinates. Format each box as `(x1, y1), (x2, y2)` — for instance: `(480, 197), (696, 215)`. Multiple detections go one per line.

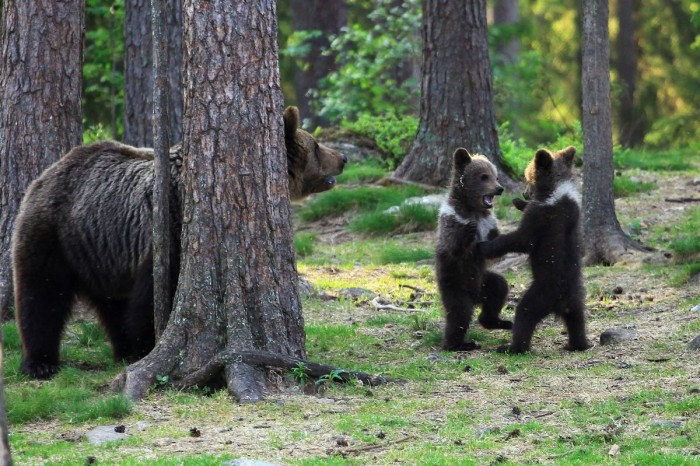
(12, 106), (346, 379)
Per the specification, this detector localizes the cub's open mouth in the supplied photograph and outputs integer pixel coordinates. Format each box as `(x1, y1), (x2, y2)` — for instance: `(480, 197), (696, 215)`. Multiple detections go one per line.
(483, 195), (494, 208)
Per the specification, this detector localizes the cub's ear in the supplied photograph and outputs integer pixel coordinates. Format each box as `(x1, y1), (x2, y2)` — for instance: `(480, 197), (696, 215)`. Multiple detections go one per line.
(534, 149), (553, 170)
(559, 146), (576, 166)
(453, 147), (472, 171)
(283, 106), (301, 136)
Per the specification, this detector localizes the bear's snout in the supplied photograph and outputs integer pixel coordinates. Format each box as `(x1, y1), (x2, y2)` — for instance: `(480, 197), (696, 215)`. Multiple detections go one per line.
(495, 186), (504, 195)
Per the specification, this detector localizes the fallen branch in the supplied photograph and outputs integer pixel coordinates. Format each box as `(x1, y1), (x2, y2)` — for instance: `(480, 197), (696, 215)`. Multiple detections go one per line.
(371, 296), (428, 313)
(665, 197), (700, 203)
(172, 348), (404, 390)
(378, 175), (444, 192)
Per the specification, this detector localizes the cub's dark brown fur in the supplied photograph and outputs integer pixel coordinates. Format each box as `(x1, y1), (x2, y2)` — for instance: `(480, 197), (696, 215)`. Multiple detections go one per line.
(436, 148), (512, 351)
(13, 106), (346, 379)
(478, 146), (589, 353)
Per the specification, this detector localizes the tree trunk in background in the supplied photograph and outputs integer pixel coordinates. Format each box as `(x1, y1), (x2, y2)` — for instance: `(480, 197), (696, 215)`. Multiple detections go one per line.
(120, 0), (305, 402)
(581, 0), (646, 265)
(124, 0), (183, 146)
(289, 0), (346, 128)
(493, 0), (520, 136)
(151, 0), (172, 340)
(393, 0), (512, 188)
(616, 0), (645, 147)
(0, 0), (84, 316)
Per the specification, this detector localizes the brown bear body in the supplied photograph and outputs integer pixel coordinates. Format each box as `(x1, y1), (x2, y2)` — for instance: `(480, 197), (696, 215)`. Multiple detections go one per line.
(435, 148), (512, 351)
(477, 146), (589, 353)
(13, 106), (346, 379)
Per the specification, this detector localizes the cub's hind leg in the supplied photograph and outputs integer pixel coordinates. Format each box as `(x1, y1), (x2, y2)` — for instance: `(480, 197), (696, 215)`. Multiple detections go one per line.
(478, 271), (512, 330)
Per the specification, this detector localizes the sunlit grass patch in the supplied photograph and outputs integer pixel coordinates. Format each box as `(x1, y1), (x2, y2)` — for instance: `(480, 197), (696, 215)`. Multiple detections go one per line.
(350, 203), (438, 236)
(294, 231), (318, 257)
(668, 207), (700, 257)
(614, 148), (697, 171)
(336, 163), (387, 184)
(614, 176), (657, 197)
(378, 244), (433, 264)
(298, 185), (426, 221)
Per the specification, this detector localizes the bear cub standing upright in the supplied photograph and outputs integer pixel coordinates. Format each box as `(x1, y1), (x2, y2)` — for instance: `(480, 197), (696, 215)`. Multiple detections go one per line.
(477, 146), (590, 354)
(13, 106), (347, 379)
(436, 148), (512, 351)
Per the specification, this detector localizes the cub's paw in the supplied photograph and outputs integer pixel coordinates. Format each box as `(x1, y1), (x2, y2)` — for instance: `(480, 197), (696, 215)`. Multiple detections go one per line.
(496, 344), (527, 354)
(479, 318), (513, 330)
(563, 341), (592, 352)
(444, 341), (481, 352)
(512, 198), (529, 211)
(21, 359), (60, 380)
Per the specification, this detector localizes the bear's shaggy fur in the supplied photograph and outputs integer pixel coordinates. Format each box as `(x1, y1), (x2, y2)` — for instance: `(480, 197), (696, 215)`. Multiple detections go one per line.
(477, 146), (589, 353)
(13, 106), (347, 379)
(435, 148), (512, 351)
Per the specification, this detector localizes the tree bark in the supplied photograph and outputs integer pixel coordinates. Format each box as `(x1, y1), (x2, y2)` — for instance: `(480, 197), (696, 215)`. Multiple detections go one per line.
(393, 0), (512, 188)
(289, 0), (347, 128)
(151, 0), (171, 339)
(0, 0), (84, 316)
(120, 0), (305, 402)
(124, 0), (183, 146)
(615, 0), (645, 147)
(581, 0), (647, 265)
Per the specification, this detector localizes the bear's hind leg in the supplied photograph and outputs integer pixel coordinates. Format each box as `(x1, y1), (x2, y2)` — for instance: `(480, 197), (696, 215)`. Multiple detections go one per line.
(15, 238), (75, 379)
(91, 298), (133, 362)
(441, 289), (479, 351)
(562, 295), (590, 351)
(498, 285), (551, 354)
(478, 271), (512, 330)
(123, 257), (157, 361)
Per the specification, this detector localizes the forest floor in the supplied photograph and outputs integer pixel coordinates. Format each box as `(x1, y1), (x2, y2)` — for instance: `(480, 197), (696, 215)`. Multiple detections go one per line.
(7, 153), (700, 465)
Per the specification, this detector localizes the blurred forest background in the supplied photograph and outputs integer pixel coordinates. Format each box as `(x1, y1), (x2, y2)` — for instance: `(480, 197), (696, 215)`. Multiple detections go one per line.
(75, 0), (699, 164)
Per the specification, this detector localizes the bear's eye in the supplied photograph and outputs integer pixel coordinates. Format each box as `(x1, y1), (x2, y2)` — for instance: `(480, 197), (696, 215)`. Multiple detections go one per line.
(480, 174), (489, 181)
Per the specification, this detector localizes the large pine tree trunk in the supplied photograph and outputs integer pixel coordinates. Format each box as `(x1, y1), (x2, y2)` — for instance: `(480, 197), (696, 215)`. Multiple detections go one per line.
(581, 0), (646, 265)
(0, 0), (84, 316)
(289, 0), (346, 128)
(123, 0), (183, 146)
(393, 0), (511, 187)
(119, 0), (305, 402)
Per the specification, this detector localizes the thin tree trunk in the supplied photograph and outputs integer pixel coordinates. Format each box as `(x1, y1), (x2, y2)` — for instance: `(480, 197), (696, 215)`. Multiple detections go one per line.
(152, 0), (171, 339)
(124, 0), (183, 146)
(289, 0), (346, 128)
(393, 0), (512, 188)
(616, 0), (644, 147)
(0, 0), (84, 316)
(119, 0), (305, 402)
(581, 0), (647, 265)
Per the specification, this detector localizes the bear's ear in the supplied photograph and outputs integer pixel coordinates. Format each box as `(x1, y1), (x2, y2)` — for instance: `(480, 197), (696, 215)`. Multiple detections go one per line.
(535, 149), (553, 170)
(453, 147), (472, 170)
(283, 106), (301, 136)
(559, 146), (576, 166)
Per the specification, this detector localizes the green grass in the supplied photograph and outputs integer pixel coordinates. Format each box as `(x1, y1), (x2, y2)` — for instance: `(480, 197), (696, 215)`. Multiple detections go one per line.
(614, 148), (697, 171)
(294, 231), (317, 257)
(350, 203), (438, 236)
(668, 207), (700, 257)
(336, 163), (387, 184)
(614, 176), (658, 197)
(378, 244), (434, 264)
(298, 185), (426, 221)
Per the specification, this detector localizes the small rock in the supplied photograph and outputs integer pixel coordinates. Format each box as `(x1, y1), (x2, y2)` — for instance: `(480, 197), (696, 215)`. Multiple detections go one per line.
(86, 426), (127, 445)
(690, 304), (700, 313)
(608, 444), (621, 457)
(650, 419), (686, 429)
(511, 406), (522, 416)
(600, 329), (638, 345)
(688, 335), (700, 351)
(333, 436), (350, 447)
(427, 353), (451, 364)
(338, 287), (376, 302)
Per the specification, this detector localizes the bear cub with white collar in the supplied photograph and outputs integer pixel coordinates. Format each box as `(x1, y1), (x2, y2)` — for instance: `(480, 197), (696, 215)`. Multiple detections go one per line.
(478, 146), (590, 353)
(436, 148), (512, 351)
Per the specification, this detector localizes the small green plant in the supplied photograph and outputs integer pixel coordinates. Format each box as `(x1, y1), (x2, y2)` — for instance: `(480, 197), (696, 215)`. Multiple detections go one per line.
(82, 123), (112, 144)
(315, 368), (347, 386)
(290, 362), (309, 385)
(294, 232), (318, 257)
(155, 374), (170, 387)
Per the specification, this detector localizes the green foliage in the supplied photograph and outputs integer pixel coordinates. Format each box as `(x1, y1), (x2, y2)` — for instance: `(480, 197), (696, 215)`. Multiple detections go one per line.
(306, 0), (421, 122)
(294, 231), (318, 258)
(84, 0), (124, 138)
(315, 369), (347, 386)
(669, 207), (700, 257)
(614, 148), (696, 171)
(340, 113), (419, 167)
(83, 123), (113, 144)
(290, 362), (310, 385)
(336, 163), (387, 184)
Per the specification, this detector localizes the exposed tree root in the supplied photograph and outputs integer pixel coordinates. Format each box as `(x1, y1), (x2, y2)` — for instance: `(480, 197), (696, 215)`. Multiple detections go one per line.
(584, 230), (653, 266)
(172, 348), (405, 391)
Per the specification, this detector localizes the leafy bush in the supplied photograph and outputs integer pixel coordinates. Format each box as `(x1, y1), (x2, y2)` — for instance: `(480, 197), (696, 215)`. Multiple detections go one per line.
(340, 113), (419, 168)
